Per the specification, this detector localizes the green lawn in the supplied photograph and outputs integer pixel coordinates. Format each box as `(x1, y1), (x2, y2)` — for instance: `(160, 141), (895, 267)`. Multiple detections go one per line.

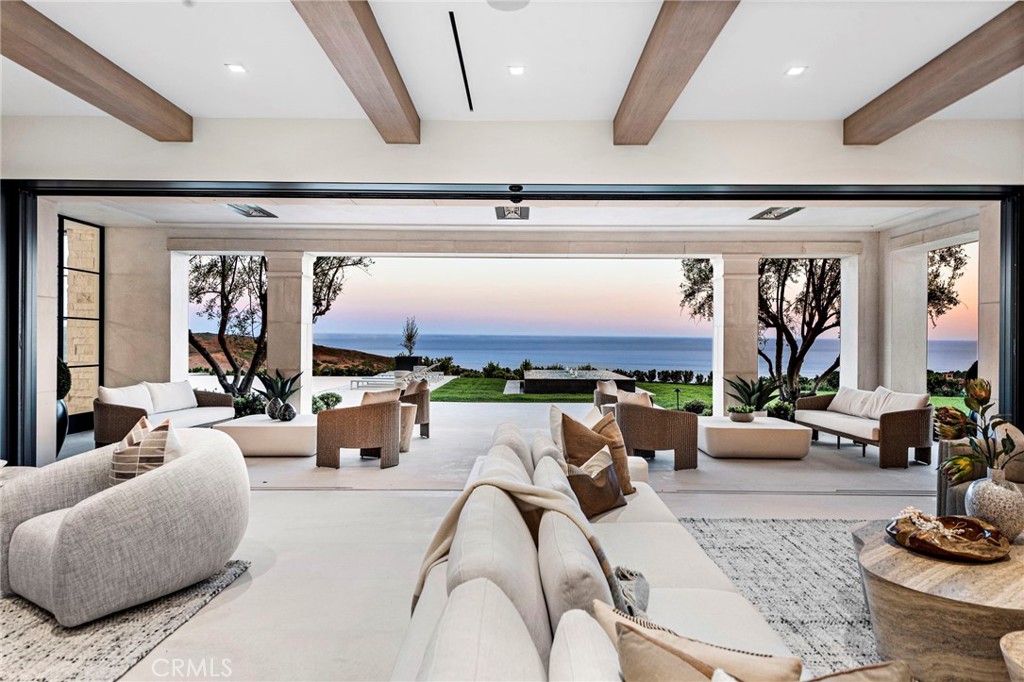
(636, 383), (712, 409)
(930, 395), (967, 413)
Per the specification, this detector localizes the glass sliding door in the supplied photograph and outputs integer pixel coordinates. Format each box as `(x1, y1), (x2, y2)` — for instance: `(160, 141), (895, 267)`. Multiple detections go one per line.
(59, 218), (104, 432)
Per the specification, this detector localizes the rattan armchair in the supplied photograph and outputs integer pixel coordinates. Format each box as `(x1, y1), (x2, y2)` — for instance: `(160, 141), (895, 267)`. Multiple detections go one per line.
(613, 402), (698, 470)
(316, 401), (401, 469)
(400, 381), (431, 438)
(93, 390), (234, 447)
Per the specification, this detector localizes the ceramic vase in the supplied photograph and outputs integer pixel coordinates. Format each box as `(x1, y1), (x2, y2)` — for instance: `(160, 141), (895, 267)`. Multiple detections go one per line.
(965, 468), (1024, 541)
(56, 399), (69, 453)
(278, 403), (297, 422)
(265, 398), (283, 420)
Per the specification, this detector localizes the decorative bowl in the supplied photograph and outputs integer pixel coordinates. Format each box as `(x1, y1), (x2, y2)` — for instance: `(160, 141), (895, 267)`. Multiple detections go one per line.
(885, 514), (1011, 562)
(729, 412), (754, 423)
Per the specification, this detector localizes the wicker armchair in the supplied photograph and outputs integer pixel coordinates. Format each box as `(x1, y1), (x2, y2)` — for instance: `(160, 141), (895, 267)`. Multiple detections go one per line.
(400, 381), (431, 438)
(93, 389), (234, 447)
(795, 393), (933, 468)
(613, 402), (698, 471)
(316, 401), (401, 469)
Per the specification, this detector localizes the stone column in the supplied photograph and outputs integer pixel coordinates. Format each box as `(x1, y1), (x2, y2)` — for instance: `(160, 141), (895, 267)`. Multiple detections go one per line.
(36, 199), (60, 466)
(887, 250), (929, 393)
(840, 238), (880, 390)
(169, 252), (190, 382)
(977, 204), (1001, 409)
(265, 252), (314, 414)
(711, 255), (760, 416)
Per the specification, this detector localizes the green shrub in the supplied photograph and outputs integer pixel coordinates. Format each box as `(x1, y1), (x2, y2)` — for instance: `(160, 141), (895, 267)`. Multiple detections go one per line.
(312, 391), (343, 414)
(234, 393), (267, 418)
(701, 408), (713, 417)
(727, 405), (755, 414)
(460, 369), (484, 379)
(482, 361), (516, 380)
(767, 401), (794, 421)
(682, 399), (707, 415)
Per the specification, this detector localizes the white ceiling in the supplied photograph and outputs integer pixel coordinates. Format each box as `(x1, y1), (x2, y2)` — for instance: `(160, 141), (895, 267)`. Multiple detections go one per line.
(52, 197), (979, 232)
(2, 1), (1020, 121)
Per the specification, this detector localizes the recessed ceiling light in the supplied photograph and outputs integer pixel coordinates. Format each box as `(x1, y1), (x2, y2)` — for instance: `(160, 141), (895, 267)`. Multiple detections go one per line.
(495, 206), (530, 220)
(225, 63), (247, 74)
(508, 65), (526, 76)
(488, 0), (530, 10)
(750, 207), (804, 221)
(227, 204), (277, 218)
(785, 66), (808, 77)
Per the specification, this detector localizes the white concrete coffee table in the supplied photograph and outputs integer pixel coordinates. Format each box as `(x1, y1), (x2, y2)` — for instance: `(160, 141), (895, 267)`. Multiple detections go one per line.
(213, 414), (317, 457)
(698, 416), (811, 459)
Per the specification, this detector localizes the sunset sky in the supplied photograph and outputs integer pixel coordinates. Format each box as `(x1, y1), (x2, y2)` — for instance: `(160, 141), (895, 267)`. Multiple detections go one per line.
(190, 250), (979, 340)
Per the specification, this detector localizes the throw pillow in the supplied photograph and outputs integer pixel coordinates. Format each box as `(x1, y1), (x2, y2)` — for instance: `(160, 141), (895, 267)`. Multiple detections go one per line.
(97, 384), (154, 413)
(143, 380), (198, 413)
(361, 388), (401, 405)
(592, 601), (803, 682)
(109, 417), (183, 487)
(713, 661), (912, 682)
(562, 412), (635, 495)
(403, 379), (426, 395)
(596, 380), (618, 395)
(827, 386), (873, 416)
(617, 622), (711, 681)
(567, 447), (627, 518)
(550, 404), (604, 452)
(617, 390), (653, 408)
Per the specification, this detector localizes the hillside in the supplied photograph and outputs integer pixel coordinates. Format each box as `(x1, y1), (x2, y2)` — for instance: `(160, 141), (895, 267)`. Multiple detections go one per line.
(189, 333), (393, 375)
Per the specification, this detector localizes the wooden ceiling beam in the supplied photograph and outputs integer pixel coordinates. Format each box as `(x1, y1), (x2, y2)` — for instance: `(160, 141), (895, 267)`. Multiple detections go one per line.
(844, 2), (1024, 145)
(0, 0), (192, 142)
(291, 0), (420, 144)
(614, 0), (738, 145)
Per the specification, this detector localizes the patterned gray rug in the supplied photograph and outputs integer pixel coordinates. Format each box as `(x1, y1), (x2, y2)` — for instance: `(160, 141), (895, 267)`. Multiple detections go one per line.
(680, 518), (880, 676)
(0, 560), (249, 682)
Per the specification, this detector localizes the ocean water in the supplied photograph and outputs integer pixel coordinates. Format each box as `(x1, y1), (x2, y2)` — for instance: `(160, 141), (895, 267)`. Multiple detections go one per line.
(314, 333), (978, 375)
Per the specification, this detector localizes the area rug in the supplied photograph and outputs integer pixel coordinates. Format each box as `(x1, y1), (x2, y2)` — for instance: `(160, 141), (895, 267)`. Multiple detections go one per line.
(0, 560), (249, 682)
(680, 518), (879, 676)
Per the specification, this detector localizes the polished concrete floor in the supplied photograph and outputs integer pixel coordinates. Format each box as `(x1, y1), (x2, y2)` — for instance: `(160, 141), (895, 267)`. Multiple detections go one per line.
(70, 400), (937, 680)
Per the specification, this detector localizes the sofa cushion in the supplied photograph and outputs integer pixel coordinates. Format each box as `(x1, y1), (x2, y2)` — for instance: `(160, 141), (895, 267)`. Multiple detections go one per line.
(590, 482), (678, 525)
(362, 388), (402, 405)
(807, 662), (912, 682)
(538, 511), (614, 633)
(592, 523), (737, 592)
(827, 386), (874, 417)
(447, 486), (551, 663)
(596, 380), (617, 395)
(480, 444), (533, 485)
(417, 578), (546, 682)
(8, 507), (72, 614)
(97, 383), (154, 413)
(390, 562), (449, 681)
(562, 412), (634, 496)
(149, 406), (235, 429)
(566, 449), (627, 519)
(532, 433), (568, 472)
(796, 410), (880, 442)
(143, 381), (198, 413)
(616, 390), (652, 408)
(533, 456), (579, 507)
(875, 389), (929, 416)
(549, 610), (620, 682)
(550, 405), (603, 452)
(493, 423), (534, 476)
(403, 379), (427, 395)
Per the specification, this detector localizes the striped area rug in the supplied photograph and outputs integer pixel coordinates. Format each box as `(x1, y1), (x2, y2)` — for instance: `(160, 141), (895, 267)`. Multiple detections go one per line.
(680, 518), (882, 676)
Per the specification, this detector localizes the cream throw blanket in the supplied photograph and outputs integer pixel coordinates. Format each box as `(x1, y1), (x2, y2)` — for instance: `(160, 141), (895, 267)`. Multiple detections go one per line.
(412, 474), (623, 613)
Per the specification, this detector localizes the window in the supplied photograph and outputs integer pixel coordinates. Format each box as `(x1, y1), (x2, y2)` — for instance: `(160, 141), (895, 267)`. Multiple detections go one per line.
(59, 217), (103, 432)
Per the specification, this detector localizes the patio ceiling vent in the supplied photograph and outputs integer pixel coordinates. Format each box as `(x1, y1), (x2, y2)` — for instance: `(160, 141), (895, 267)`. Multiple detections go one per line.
(226, 203), (278, 219)
(495, 206), (530, 220)
(749, 207), (804, 221)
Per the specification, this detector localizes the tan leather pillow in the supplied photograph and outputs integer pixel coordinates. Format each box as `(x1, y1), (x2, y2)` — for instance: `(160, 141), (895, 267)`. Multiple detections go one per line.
(562, 412), (634, 495)
(593, 601), (802, 682)
(596, 380), (617, 395)
(566, 447), (627, 518)
(617, 390), (653, 408)
(808, 662), (912, 682)
(361, 388), (401, 405)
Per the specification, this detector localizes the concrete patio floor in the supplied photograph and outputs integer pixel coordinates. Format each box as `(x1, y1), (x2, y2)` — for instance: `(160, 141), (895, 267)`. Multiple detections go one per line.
(106, 400), (938, 680)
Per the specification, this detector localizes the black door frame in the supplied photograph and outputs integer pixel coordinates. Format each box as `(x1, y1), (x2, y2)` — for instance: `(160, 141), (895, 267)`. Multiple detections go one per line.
(2, 180), (1021, 466)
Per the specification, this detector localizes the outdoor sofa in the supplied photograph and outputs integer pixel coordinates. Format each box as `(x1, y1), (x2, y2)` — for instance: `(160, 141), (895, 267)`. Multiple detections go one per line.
(94, 380), (234, 447)
(0, 429), (249, 626)
(390, 422), (793, 680)
(795, 386), (933, 468)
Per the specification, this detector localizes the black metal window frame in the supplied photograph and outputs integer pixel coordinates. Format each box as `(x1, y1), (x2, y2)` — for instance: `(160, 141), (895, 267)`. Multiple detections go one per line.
(57, 215), (105, 434)
(2, 180), (1021, 466)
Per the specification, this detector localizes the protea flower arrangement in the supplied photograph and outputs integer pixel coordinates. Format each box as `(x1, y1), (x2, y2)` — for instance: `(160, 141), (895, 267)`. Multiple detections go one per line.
(940, 379), (1020, 483)
(255, 370), (303, 420)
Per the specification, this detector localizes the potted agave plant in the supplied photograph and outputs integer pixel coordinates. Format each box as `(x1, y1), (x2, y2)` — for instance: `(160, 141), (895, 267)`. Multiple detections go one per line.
(255, 370), (303, 421)
(727, 405), (755, 423)
(725, 376), (779, 418)
(939, 379), (1024, 540)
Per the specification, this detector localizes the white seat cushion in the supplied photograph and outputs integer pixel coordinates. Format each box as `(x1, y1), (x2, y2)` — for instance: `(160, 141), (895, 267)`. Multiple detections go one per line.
(447, 486), (551, 663)
(646, 588), (794, 659)
(479, 445), (533, 485)
(390, 562), (449, 681)
(795, 410), (880, 441)
(549, 610), (619, 682)
(417, 578), (546, 682)
(538, 511), (614, 632)
(876, 389), (929, 416)
(590, 482), (677, 524)
(592, 523), (738, 592)
(148, 406), (235, 429)
(532, 433), (566, 472)
(97, 384), (154, 413)
(493, 423), (534, 476)
(826, 386), (874, 417)
(143, 381), (198, 413)
(533, 456), (579, 507)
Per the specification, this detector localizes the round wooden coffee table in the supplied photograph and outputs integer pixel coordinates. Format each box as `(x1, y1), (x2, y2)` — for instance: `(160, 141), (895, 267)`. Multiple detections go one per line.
(852, 521), (1024, 681)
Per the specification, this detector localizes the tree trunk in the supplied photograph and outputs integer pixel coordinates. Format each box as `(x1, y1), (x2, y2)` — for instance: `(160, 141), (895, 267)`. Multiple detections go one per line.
(812, 355), (841, 393)
(188, 330), (239, 396)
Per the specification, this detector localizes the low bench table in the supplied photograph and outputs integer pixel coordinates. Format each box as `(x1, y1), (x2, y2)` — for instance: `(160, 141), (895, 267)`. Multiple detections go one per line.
(214, 414), (317, 457)
(697, 416), (812, 459)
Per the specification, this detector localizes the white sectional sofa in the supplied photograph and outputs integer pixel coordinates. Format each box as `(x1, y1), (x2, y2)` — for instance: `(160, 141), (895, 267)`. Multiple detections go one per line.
(391, 423), (793, 680)
(795, 385), (933, 468)
(94, 380), (235, 447)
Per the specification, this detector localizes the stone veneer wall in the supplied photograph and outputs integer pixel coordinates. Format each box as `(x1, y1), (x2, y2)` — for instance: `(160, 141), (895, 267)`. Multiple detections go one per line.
(64, 222), (101, 415)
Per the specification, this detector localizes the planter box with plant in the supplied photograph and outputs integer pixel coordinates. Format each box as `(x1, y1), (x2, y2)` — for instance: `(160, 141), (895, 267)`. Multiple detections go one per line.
(725, 376), (780, 417)
(727, 405), (755, 423)
(395, 316), (422, 371)
(255, 370), (303, 421)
